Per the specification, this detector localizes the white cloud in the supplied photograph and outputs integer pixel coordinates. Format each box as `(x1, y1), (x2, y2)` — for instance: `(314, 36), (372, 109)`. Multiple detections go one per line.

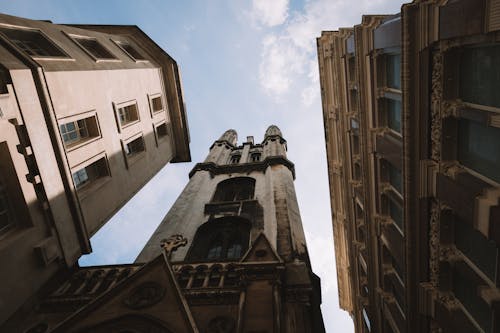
(250, 0), (289, 27)
(255, 0), (404, 102)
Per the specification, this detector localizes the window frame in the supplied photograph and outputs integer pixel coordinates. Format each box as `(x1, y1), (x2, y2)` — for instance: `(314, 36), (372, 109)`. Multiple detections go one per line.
(148, 93), (165, 117)
(113, 100), (140, 133)
(112, 39), (148, 62)
(153, 121), (169, 147)
(57, 111), (102, 151)
(70, 153), (111, 196)
(121, 133), (146, 169)
(66, 33), (118, 62)
(0, 24), (70, 59)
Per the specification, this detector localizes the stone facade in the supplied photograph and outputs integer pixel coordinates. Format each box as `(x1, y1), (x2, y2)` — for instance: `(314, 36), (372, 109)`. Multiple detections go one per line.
(0, 13), (190, 329)
(318, 1), (500, 332)
(3, 127), (324, 333)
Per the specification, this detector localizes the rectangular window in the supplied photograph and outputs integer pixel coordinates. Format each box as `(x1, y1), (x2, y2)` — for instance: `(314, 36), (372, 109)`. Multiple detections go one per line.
(382, 160), (402, 194)
(59, 115), (99, 148)
(348, 56), (356, 82)
(0, 27), (67, 57)
(151, 96), (163, 113)
(460, 45), (500, 108)
(458, 119), (500, 183)
(124, 136), (145, 157)
(117, 103), (139, 127)
(384, 98), (402, 133)
(455, 218), (498, 281)
(0, 181), (13, 232)
(115, 40), (146, 61)
(453, 266), (492, 332)
(72, 157), (109, 190)
(156, 123), (168, 140)
(72, 36), (116, 60)
(386, 54), (401, 89)
(386, 195), (403, 230)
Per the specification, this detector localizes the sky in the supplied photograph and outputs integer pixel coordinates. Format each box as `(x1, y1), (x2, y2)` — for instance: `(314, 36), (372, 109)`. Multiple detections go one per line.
(1, 0), (406, 331)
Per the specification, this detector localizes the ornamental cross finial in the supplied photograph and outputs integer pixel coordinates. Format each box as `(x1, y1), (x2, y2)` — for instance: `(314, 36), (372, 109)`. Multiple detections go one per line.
(160, 234), (188, 259)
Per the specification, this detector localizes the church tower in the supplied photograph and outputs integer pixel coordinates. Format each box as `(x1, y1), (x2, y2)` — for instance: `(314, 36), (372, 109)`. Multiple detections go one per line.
(10, 126), (325, 333)
(137, 125), (325, 332)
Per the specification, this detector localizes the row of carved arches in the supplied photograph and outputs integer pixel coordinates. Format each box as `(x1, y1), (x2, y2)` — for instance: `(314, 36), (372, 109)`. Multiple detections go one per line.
(176, 263), (240, 289)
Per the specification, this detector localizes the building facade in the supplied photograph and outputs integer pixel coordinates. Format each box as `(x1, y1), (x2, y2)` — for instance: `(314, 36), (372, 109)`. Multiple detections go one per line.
(0, 13), (190, 327)
(318, 1), (500, 332)
(4, 126), (325, 333)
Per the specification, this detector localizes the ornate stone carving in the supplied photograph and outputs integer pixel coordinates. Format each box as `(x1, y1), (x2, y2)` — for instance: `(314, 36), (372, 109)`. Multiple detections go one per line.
(207, 316), (235, 333)
(161, 234), (188, 258)
(430, 51), (443, 162)
(123, 281), (165, 309)
(429, 200), (440, 286)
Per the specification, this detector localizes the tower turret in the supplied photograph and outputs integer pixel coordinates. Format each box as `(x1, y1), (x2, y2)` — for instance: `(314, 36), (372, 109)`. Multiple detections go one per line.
(263, 124), (287, 158)
(204, 129), (238, 164)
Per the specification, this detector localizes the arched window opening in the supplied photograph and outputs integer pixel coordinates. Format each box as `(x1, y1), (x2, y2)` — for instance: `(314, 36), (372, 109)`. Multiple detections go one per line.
(186, 217), (251, 262)
(177, 267), (191, 289)
(224, 266), (239, 287)
(212, 177), (255, 202)
(250, 153), (261, 162)
(230, 154), (241, 164)
(191, 266), (207, 288)
(208, 265), (222, 287)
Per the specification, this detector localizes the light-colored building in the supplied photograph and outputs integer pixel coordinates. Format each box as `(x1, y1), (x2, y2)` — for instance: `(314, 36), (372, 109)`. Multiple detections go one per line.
(0, 13), (190, 326)
(318, 1), (500, 332)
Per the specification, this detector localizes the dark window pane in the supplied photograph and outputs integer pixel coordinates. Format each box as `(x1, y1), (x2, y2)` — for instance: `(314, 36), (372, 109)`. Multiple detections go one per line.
(455, 218), (498, 281)
(118, 41), (146, 60)
(76, 37), (115, 59)
(453, 267), (492, 332)
(388, 196), (403, 230)
(386, 98), (402, 133)
(460, 45), (500, 107)
(388, 162), (402, 194)
(0, 28), (66, 57)
(458, 119), (500, 183)
(386, 54), (401, 89)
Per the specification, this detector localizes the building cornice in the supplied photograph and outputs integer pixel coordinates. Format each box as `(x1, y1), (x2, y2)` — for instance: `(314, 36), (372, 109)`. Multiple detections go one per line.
(189, 156), (295, 179)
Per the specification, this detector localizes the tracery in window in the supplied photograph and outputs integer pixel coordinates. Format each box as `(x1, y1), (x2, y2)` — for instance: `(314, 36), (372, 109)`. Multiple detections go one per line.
(187, 217), (251, 262)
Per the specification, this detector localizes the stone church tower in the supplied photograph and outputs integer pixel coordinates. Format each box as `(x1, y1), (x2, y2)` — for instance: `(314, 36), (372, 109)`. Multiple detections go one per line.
(10, 126), (325, 333)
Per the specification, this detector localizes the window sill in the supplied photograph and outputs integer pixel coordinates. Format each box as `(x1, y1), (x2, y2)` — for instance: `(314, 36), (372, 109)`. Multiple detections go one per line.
(65, 135), (101, 152)
(119, 119), (141, 131)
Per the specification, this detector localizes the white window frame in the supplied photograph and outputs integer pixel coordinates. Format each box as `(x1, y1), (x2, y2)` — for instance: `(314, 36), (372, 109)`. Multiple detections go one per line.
(0, 24), (71, 60)
(66, 32), (119, 62)
(58, 110), (102, 151)
(113, 100), (140, 133)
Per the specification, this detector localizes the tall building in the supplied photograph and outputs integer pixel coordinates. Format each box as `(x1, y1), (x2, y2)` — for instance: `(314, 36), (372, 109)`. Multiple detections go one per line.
(318, 1), (500, 332)
(0, 13), (190, 327)
(4, 126), (325, 333)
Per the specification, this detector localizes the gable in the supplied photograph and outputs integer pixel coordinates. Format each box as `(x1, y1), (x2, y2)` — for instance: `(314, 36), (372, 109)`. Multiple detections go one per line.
(51, 254), (198, 333)
(240, 232), (282, 263)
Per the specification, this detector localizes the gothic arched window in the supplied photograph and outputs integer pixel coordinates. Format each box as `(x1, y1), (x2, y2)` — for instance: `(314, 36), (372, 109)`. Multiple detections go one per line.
(212, 177), (255, 202)
(187, 217), (251, 262)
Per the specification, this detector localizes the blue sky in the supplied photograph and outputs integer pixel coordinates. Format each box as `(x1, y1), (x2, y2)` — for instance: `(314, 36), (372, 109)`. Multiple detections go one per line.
(1, 0), (407, 331)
